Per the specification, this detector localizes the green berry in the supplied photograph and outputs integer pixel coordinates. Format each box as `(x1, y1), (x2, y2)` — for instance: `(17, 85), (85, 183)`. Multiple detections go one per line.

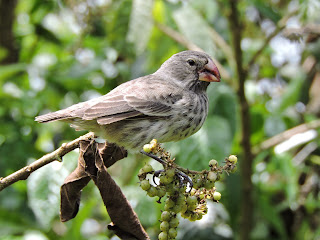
(228, 155), (238, 164)
(189, 213), (198, 222)
(165, 198), (175, 208)
(140, 180), (151, 191)
(138, 168), (145, 175)
(187, 204), (197, 211)
(158, 232), (168, 240)
(176, 194), (185, 204)
(160, 174), (173, 185)
(172, 204), (183, 213)
(166, 168), (175, 178)
(196, 213), (203, 220)
(164, 205), (172, 211)
(161, 211), (171, 221)
(193, 177), (203, 189)
(186, 195), (197, 206)
(157, 188), (166, 198)
(166, 186), (176, 195)
(207, 172), (217, 181)
(169, 217), (179, 228)
(150, 139), (157, 146)
(181, 211), (191, 219)
(143, 144), (152, 153)
(230, 165), (237, 173)
(209, 159), (218, 167)
(142, 163), (154, 173)
(204, 180), (215, 190)
(147, 186), (157, 197)
(160, 221), (170, 232)
(168, 228), (178, 238)
(213, 191), (221, 201)
(181, 202), (188, 213)
(178, 185), (187, 193)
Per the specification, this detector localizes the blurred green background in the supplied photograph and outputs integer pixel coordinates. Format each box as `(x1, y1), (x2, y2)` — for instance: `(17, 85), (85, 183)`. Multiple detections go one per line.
(0, 0), (319, 239)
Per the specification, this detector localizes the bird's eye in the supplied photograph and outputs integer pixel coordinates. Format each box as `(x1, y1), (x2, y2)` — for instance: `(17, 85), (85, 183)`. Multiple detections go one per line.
(187, 59), (196, 66)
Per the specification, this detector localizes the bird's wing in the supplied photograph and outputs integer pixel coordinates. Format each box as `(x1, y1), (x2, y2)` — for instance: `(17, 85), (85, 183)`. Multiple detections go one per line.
(82, 78), (182, 125)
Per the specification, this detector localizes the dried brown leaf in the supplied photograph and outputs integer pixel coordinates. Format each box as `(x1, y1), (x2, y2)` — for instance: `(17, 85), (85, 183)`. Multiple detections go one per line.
(60, 140), (148, 239)
(60, 141), (92, 222)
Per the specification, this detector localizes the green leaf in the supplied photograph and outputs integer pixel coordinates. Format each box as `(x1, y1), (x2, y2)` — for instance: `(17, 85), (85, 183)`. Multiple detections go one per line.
(209, 84), (238, 138)
(276, 76), (304, 113)
(168, 115), (232, 170)
(256, 195), (287, 238)
(252, 0), (281, 23)
(0, 64), (27, 83)
(127, 0), (154, 54)
(27, 152), (78, 229)
(34, 23), (61, 44)
(173, 5), (217, 56)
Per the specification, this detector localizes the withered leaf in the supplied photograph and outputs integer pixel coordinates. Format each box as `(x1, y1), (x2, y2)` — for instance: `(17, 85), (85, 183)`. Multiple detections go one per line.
(60, 140), (148, 239)
(60, 141), (92, 222)
(85, 142), (149, 240)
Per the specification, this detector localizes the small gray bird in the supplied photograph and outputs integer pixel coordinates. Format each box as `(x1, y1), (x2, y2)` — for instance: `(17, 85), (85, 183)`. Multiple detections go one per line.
(35, 51), (221, 150)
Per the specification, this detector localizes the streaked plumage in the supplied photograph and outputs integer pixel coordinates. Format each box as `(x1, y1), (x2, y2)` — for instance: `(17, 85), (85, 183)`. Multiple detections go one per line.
(36, 51), (221, 150)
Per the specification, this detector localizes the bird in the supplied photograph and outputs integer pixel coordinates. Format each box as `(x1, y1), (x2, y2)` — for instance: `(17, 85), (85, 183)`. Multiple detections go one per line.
(35, 51), (221, 151)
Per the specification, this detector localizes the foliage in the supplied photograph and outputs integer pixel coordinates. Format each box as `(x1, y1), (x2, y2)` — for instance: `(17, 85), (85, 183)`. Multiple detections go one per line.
(0, 0), (320, 239)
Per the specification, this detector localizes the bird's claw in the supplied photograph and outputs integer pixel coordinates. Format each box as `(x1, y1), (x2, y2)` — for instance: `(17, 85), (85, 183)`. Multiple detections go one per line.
(140, 149), (193, 191)
(176, 171), (193, 191)
(153, 169), (164, 185)
(140, 150), (166, 166)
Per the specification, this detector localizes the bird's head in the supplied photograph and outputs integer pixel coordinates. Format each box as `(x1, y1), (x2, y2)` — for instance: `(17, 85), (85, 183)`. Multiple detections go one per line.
(156, 50), (221, 91)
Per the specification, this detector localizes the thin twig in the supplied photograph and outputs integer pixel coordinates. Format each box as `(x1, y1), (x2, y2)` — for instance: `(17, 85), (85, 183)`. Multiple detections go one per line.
(0, 132), (95, 191)
(155, 21), (231, 81)
(154, 22), (203, 51)
(208, 27), (235, 71)
(246, 8), (299, 70)
(253, 119), (320, 154)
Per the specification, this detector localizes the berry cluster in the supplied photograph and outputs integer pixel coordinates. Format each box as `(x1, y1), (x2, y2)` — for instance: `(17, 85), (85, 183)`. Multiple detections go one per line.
(138, 140), (238, 240)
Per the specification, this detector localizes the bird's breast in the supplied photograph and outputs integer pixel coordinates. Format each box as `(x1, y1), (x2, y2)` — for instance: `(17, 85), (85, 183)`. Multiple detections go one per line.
(166, 93), (208, 141)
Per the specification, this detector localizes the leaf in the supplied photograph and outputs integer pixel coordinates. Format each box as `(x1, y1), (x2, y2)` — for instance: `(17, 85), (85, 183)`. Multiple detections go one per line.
(27, 152), (78, 229)
(127, 0), (154, 54)
(276, 77), (304, 113)
(209, 84), (238, 138)
(169, 115), (232, 170)
(78, 140), (148, 239)
(60, 140), (127, 222)
(252, 0), (281, 23)
(256, 194), (287, 238)
(0, 64), (27, 83)
(34, 23), (61, 44)
(173, 5), (217, 56)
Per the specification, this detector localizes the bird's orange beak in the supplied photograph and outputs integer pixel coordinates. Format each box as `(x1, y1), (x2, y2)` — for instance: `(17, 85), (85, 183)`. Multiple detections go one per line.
(199, 59), (221, 82)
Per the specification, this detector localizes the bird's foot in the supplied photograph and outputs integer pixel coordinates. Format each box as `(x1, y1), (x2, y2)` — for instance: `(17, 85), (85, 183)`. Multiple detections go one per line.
(140, 140), (193, 190)
(148, 164), (193, 190)
(140, 150), (166, 166)
(176, 171), (193, 190)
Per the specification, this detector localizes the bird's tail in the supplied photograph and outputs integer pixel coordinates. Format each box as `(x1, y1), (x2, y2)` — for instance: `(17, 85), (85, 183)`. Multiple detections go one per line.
(35, 109), (72, 123)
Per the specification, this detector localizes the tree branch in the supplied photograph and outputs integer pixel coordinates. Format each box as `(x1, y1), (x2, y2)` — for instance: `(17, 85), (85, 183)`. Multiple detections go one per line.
(227, 1), (254, 240)
(0, 0), (19, 64)
(0, 132), (95, 191)
(208, 27), (236, 72)
(246, 8), (299, 70)
(253, 119), (320, 154)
